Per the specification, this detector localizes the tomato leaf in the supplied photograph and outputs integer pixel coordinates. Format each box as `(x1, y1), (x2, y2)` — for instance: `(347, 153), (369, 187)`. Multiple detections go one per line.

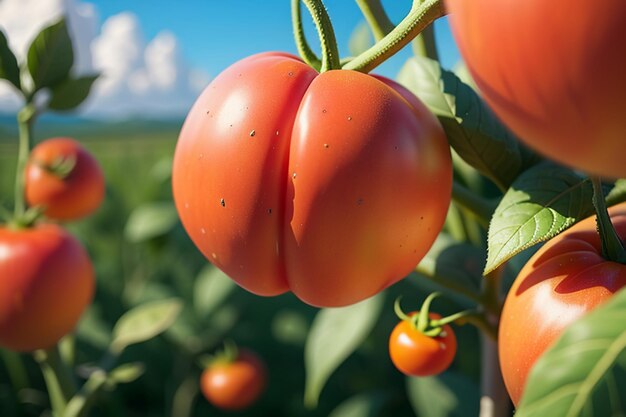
(407, 372), (480, 417)
(396, 56), (523, 191)
(108, 362), (145, 384)
(0, 30), (21, 91)
(48, 74), (98, 111)
(327, 391), (388, 417)
(124, 202), (179, 243)
(515, 288), (626, 417)
(27, 18), (73, 92)
(484, 162), (597, 274)
(193, 265), (236, 319)
(111, 298), (183, 354)
(304, 293), (384, 408)
(348, 22), (373, 57)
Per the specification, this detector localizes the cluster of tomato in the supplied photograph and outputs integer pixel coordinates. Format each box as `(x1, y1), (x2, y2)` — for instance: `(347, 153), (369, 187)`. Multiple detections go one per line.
(0, 138), (104, 352)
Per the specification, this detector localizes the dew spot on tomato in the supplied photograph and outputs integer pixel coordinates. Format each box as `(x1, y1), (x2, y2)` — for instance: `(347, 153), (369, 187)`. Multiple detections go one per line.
(250, 130), (256, 137)
(211, 252), (217, 260)
(347, 116), (352, 121)
(200, 228), (206, 234)
(220, 198), (226, 207)
(439, 343), (446, 350)
(356, 198), (364, 205)
(440, 330), (447, 337)
(267, 208), (272, 215)
(323, 143), (329, 149)
(275, 130), (279, 136)
(288, 71), (294, 77)
(292, 172), (297, 179)
(184, 203), (189, 209)
(394, 146), (398, 150)
(322, 109), (327, 114)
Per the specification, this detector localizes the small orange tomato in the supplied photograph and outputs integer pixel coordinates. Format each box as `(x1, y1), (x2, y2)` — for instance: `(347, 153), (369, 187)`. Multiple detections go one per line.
(0, 224), (95, 351)
(389, 312), (457, 377)
(200, 349), (267, 411)
(25, 137), (105, 220)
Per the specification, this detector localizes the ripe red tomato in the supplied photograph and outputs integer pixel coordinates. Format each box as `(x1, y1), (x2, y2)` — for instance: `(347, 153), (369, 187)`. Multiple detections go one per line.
(200, 349), (267, 411)
(25, 137), (105, 220)
(0, 224), (95, 351)
(389, 312), (457, 376)
(172, 52), (452, 307)
(499, 203), (626, 405)
(446, 0), (626, 178)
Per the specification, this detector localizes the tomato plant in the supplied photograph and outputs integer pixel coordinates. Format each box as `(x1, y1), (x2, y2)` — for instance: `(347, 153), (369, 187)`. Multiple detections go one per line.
(200, 348), (267, 411)
(389, 311), (457, 377)
(446, 0), (626, 178)
(172, 52), (452, 307)
(0, 223), (95, 351)
(25, 137), (105, 220)
(498, 202), (626, 405)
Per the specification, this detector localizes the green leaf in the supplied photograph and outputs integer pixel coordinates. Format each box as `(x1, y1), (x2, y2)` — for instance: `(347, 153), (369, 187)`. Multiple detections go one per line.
(111, 298), (183, 353)
(304, 293), (384, 408)
(516, 288), (626, 417)
(48, 74), (98, 111)
(328, 391), (388, 417)
(396, 56), (522, 191)
(124, 202), (179, 243)
(348, 21), (373, 57)
(193, 265), (236, 319)
(485, 162), (596, 274)
(27, 18), (74, 92)
(0, 30), (21, 90)
(407, 372), (480, 417)
(108, 362), (145, 384)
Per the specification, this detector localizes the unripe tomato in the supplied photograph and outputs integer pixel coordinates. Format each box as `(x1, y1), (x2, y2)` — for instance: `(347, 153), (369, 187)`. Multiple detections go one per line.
(0, 224), (95, 351)
(173, 52), (452, 307)
(499, 203), (626, 405)
(446, 0), (626, 178)
(200, 349), (267, 411)
(25, 137), (105, 220)
(389, 312), (457, 376)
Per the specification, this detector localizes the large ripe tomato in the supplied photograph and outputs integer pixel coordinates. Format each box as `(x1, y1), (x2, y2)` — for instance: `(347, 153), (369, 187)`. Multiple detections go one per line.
(446, 0), (626, 178)
(172, 52), (452, 307)
(389, 312), (457, 377)
(25, 137), (105, 220)
(499, 203), (626, 405)
(0, 224), (95, 351)
(200, 349), (266, 411)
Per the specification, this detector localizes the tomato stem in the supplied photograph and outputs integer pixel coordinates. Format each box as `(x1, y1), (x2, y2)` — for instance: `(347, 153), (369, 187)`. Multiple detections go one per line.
(343, 0), (446, 73)
(301, 0), (341, 72)
(354, 0), (394, 41)
(451, 181), (496, 227)
(33, 345), (77, 415)
(291, 0), (321, 70)
(416, 291), (441, 332)
(591, 176), (626, 263)
(14, 103), (36, 221)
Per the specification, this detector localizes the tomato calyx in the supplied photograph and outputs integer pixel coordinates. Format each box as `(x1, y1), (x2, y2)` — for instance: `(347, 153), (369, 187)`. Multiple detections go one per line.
(198, 340), (239, 369)
(394, 293), (477, 338)
(33, 154), (77, 179)
(4, 206), (45, 230)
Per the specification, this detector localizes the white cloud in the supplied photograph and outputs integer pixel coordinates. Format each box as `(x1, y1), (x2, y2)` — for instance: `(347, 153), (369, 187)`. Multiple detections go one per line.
(0, 0), (209, 119)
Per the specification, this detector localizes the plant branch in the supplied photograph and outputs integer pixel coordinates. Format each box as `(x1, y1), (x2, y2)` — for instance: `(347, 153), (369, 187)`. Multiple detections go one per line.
(451, 181), (496, 227)
(354, 0), (394, 41)
(343, 0), (446, 73)
(33, 345), (77, 416)
(291, 0), (322, 70)
(301, 0), (341, 72)
(591, 176), (626, 263)
(14, 103), (37, 220)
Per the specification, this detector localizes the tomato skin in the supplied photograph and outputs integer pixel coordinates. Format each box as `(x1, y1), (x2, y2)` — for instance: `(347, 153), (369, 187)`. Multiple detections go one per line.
(389, 312), (457, 376)
(446, 0), (626, 178)
(499, 203), (626, 406)
(25, 138), (105, 220)
(172, 52), (452, 307)
(200, 349), (267, 411)
(0, 224), (95, 351)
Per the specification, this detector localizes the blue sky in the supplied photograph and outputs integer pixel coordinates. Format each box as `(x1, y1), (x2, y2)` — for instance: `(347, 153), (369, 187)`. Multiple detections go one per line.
(91, 0), (460, 78)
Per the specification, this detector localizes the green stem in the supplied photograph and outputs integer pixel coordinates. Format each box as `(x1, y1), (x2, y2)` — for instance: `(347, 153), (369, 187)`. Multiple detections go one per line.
(1, 349), (30, 392)
(451, 181), (495, 227)
(33, 345), (77, 417)
(343, 0), (446, 73)
(412, 24), (439, 61)
(354, 0), (394, 41)
(291, 0), (322, 70)
(415, 291), (441, 332)
(63, 371), (108, 417)
(482, 264), (504, 317)
(591, 176), (626, 263)
(14, 103), (36, 220)
(393, 297), (411, 321)
(302, 0), (341, 72)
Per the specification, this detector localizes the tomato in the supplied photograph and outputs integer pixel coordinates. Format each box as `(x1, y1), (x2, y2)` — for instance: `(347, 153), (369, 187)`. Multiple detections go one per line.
(499, 203), (626, 406)
(446, 0), (626, 178)
(25, 137), (105, 220)
(200, 349), (267, 411)
(389, 312), (457, 376)
(0, 224), (95, 351)
(172, 52), (452, 307)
